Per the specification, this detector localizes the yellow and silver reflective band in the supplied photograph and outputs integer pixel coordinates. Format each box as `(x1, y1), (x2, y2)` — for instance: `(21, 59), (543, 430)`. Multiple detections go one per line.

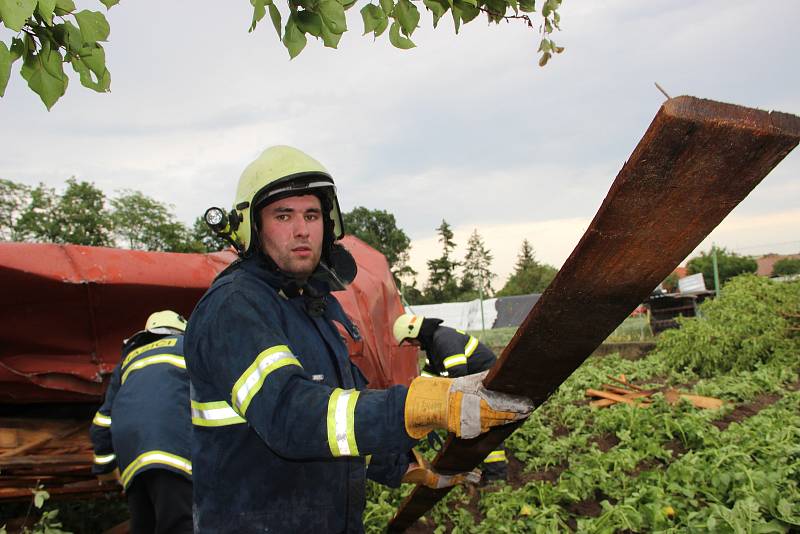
(443, 354), (467, 369)
(93, 453), (116, 465)
(231, 345), (301, 416)
(92, 412), (112, 427)
(121, 354), (185, 384)
(464, 336), (479, 358)
(420, 370), (436, 378)
(121, 338), (178, 368)
(326, 388), (360, 457)
(120, 450), (192, 488)
(191, 400), (246, 427)
(484, 449), (507, 463)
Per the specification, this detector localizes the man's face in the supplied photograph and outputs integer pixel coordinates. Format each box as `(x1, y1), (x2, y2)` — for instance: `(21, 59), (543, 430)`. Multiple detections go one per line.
(258, 194), (324, 281)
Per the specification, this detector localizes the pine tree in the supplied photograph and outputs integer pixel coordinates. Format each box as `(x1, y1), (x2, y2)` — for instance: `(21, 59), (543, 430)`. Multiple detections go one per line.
(425, 220), (460, 303)
(461, 229), (495, 299)
(497, 239), (558, 296)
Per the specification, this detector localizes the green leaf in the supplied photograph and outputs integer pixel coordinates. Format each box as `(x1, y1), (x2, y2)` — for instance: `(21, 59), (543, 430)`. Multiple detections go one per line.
(78, 44), (106, 78)
(9, 36), (23, 61)
(268, 3), (281, 38)
(0, 41), (11, 96)
(296, 10), (322, 37)
(74, 9), (109, 42)
(388, 20), (414, 49)
(282, 15), (307, 58)
(360, 3), (381, 34)
(36, 0), (56, 25)
(450, 3), (461, 33)
(52, 0), (73, 15)
(0, 0), (37, 32)
(99, 0), (119, 8)
(249, 0), (267, 32)
(423, 0), (448, 27)
(32, 489), (50, 508)
(70, 43), (109, 91)
(21, 46), (67, 109)
(455, 0), (478, 23)
(537, 37), (550, 52)
(518, 0), (534, 11)
(394, 0), (419, 36)
(54, 20), (82, 51)
(318, 0), (346, 34)
(379, 0), (393, 16)
(319, 16), (341, 47)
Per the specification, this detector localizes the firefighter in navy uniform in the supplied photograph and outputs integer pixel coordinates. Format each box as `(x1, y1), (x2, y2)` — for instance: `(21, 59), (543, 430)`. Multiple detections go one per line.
(185, 145), (534, 533)
(393, 313), (510, 482)
(89, 310), (193, 534)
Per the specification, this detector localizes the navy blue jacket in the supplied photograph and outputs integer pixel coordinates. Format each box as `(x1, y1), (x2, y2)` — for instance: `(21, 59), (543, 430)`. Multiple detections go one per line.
(421, 326), (497, 378)
(89, 333), (192, 489)
(185, 255), (417, 533)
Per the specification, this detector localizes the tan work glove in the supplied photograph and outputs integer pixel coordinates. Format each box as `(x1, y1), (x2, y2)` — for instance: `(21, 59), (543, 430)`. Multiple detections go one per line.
(404, 370), (534, 439)
(402, 449), (481, 489)
(96, 468), (120, 484)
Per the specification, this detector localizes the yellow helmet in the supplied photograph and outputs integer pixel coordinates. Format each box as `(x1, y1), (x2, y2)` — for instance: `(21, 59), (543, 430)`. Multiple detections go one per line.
(393, 314), (423, 344)
(232, 145), (344, 256)
(145, 310), (187, 333)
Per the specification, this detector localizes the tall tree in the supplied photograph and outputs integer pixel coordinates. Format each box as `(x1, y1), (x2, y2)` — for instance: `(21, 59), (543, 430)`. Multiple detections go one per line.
(0, 178), (30, 241)
(110, 190), (199, 252)
(460, 229), (495, 299)
(14, 178), (112, 246)
(342, 206), (414, 282)
(497, 239), (557, 296)
(0, 1), (562, 109)
(686, 246), (757, 289)
(56, 178), (113, 246)
(424, 219), (460, 303)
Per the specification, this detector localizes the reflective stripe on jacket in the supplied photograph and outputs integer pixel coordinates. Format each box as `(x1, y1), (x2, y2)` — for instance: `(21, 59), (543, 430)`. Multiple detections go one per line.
(89, 334), (192, 489)
(185, 255), (416, 533)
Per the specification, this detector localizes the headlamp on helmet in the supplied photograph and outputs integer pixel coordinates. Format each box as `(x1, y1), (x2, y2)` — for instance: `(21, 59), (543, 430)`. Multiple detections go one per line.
(203, 207), (244, 254)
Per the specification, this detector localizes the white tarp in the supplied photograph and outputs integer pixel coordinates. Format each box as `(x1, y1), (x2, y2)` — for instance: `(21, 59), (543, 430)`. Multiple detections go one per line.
(679, 273), (707, 294)
(404, 298), (498, 332)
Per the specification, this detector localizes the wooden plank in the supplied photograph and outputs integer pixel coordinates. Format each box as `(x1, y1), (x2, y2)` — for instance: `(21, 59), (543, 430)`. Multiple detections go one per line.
(606, 375), (647, 392)
(0, 453), (93, 468)
(664, 389), (725, 409)
(586, 389), (652, 407)
(388, 96), (800, 531)
(590, 391), (650, 408)
(600, 384), (640, 396)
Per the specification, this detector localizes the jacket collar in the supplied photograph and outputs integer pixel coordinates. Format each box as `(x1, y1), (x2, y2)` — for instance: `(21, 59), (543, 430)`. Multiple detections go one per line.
(240, 253), (331, 299)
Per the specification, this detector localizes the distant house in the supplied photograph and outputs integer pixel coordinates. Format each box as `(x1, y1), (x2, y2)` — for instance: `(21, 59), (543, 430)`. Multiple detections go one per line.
(755, 253), (800, 277)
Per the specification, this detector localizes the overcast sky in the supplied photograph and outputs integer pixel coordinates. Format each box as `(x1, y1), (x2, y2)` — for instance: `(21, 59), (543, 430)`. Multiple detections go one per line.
(1, 1), (798, 288)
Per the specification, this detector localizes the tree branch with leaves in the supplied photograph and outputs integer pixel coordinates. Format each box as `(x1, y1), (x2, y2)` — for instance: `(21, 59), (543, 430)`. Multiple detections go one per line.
(1, 0), (562, 108)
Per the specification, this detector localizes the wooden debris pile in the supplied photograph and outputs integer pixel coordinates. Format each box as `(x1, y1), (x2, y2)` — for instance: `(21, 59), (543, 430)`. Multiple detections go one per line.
(0, 418), (121, 502)
(586, 375), (724, 409)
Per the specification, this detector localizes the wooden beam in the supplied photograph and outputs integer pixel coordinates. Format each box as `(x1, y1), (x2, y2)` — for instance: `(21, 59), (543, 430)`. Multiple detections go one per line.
(388, 96), (800, 531)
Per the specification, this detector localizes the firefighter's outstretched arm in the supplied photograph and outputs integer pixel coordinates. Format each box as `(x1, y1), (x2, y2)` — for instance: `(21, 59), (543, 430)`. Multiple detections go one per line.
(404, 370), (533, 439)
